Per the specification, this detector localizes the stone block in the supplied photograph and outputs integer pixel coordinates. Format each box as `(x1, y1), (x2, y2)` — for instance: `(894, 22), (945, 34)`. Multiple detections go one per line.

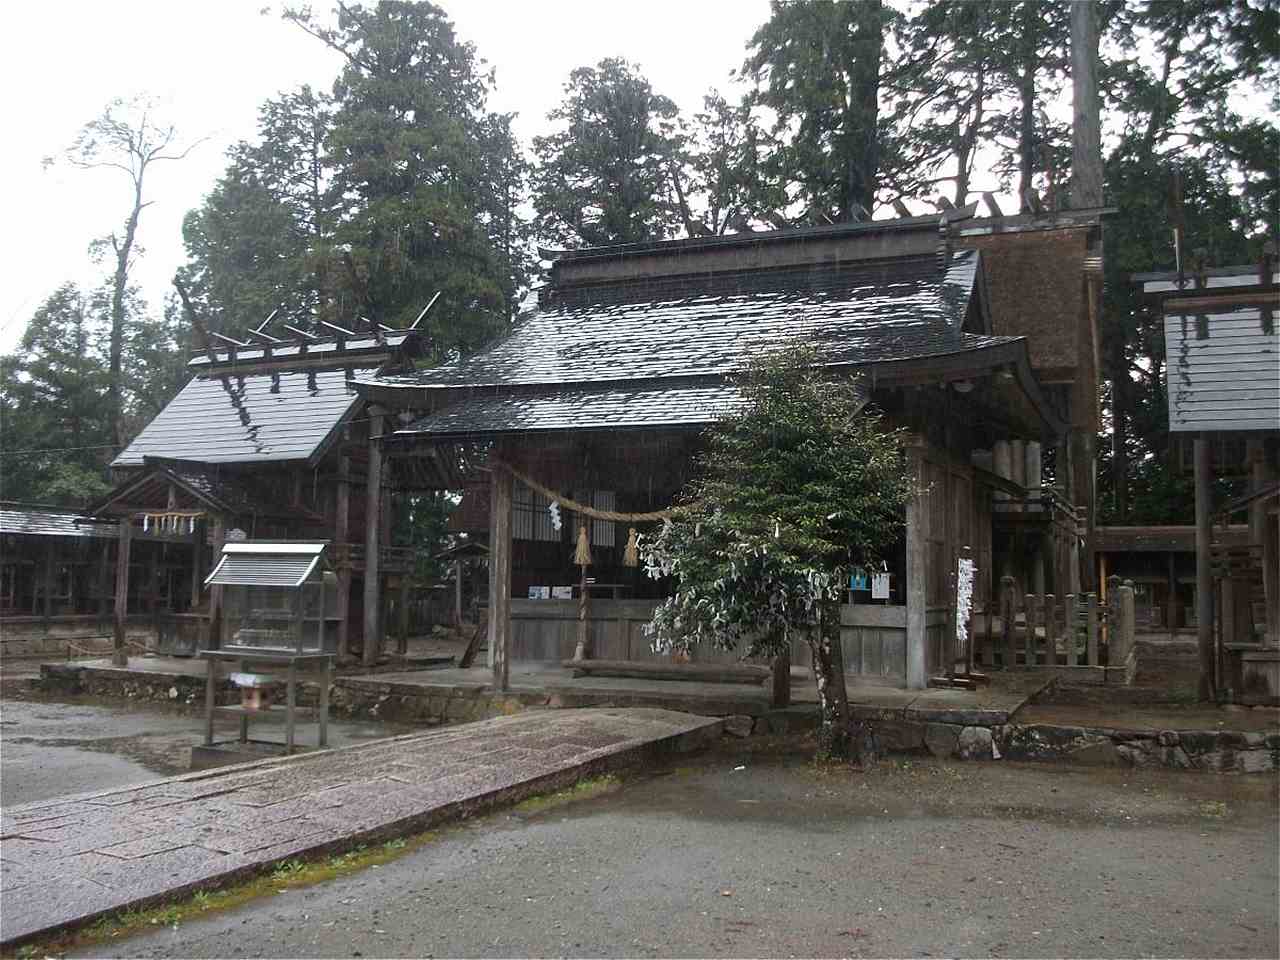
(1067, 739), (1121, 766)
(924, 722), (961, 758)
(1157, 730), (1179, 747)
(723, 715), (754, 738)
(957, 726), (994, 760)
(876, 720), (926, 753)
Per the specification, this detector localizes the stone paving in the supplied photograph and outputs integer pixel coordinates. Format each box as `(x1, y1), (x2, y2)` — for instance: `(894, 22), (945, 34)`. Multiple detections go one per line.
(0, 707), (722, 947)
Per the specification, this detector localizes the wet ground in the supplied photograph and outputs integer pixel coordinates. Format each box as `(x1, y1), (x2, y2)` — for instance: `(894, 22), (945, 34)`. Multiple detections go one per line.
(0, 695), (415, 807)
(67, 740), (1280, 960)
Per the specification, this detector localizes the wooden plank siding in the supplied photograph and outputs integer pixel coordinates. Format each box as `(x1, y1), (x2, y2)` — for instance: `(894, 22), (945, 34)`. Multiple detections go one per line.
(1164, 307), (1280, 433)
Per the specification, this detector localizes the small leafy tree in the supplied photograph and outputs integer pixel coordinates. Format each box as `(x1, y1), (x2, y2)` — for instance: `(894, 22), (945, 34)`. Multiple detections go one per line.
(641, 346), (913, 760)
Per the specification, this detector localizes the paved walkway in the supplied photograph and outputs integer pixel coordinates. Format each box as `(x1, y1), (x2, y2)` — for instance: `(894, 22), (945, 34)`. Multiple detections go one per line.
(0, 708), (722, 946)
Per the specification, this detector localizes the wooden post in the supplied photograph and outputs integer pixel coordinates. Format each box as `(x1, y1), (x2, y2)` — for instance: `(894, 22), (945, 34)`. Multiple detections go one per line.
(489, 466), (513, 691)
(1000, 575), (1016, 668)
(1044, 594), (1057, 666)
(42, 540), (55, 622)
(905, 443), (929, 689)
(1064, 594), (1077, 665)
(397, 574), (410, 655)
(573, 563), (590, 662)
(771, 648), (791, 708)
(1024, 593), (1036, 668)
(363, 411), (384, 667)
(336, 454), (352, 663)
(1086, 592), (1100, 666)
(1194, 435), (1215, 700)
(190, 519), (205, 611)
(454, 558), (463, 627)
(112, 518), (132, 667)
(208, 517), (225, 650)
(1166, 552), (1179, 630)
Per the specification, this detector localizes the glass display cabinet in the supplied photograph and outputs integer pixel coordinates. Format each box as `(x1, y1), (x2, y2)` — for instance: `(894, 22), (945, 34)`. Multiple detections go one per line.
(198, 542), (336, 755)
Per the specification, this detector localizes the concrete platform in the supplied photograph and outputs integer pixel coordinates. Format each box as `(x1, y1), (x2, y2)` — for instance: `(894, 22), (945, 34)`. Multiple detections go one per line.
(0, 707), (722, 947)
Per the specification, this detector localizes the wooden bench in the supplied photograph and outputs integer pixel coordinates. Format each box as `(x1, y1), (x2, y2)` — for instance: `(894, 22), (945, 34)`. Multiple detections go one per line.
(560, 658), (771, 685)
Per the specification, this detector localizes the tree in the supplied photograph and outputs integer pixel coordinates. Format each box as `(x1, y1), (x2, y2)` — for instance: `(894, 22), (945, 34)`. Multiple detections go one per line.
(284, 1), (528, 349)
(0, 284), (112, 504)
(50, 96), (200, 448)
(640, 346), (913, 760)
(180, 87), (337, 331)
(531, 58), (684, 247)
(743, 1), (891, 221)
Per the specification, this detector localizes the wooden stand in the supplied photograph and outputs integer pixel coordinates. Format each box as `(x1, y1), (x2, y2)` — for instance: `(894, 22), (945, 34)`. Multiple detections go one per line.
(200, 650), (332, 755)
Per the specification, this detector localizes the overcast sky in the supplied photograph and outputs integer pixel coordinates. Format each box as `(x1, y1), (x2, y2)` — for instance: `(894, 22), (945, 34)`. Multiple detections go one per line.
(1, 0), (771, 353)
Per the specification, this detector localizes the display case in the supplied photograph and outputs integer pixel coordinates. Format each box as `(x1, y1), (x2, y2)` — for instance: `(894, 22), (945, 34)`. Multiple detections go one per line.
(206, 542), (338, 653)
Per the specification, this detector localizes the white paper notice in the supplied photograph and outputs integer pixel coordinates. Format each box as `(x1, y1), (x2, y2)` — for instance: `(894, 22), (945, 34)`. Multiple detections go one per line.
(871, 572), (891, 600)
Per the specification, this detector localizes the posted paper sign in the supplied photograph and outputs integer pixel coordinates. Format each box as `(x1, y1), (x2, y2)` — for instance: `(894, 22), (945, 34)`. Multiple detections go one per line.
(850, 568), (869, 591)
(528, 586), (550, 600)
(551, 586), (573, 600)
(871, 572), (891, 600)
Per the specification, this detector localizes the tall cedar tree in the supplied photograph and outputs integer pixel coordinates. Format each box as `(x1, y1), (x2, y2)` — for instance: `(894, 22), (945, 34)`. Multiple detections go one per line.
(284, 1), (527, 350)
(180, 87), (337, 332)
(0, 285), (113, 504)
(531, 58), (684, 248)
(743, 0), (890, 222)
(641, 346), (912, 760)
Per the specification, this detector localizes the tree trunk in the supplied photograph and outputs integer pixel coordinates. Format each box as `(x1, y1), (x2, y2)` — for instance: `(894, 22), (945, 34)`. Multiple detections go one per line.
(109, 179), (145, 449)
(1016, 1), (1038, 209)
(1069, 0), (1103, 209)
(808, 601), (851, 760)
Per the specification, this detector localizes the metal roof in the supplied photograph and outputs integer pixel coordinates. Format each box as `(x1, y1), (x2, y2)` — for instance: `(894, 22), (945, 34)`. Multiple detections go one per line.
(0, 504), (115, 539)
(113, 366), (376, 468)
(359, 252), (1003, 393)
(401, 382), (753, 437)
(205, 542), (327, 588)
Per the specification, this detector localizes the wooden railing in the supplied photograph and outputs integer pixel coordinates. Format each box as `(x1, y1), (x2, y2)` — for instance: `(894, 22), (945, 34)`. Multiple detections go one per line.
(968, 575), (1136, 672)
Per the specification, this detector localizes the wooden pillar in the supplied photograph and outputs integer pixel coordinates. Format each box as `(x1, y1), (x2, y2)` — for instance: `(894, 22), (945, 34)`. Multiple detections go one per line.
(42, 540), (54, 621)
(489, 466), (513, 691)
(1194, 435), (1215, 700)
(112, 518), (132, 667)
(363, 412), (384, 667)
(1166, 551), (1179, 630)
(454, 558), (463, 627)
(397, 575), (410, 655)
(208, 517), (225, 650)
(190, 519), (205, 611)
(1249, 438), (1279, 645)
(335, 455), (352, 662)
(905, 442), (929, 690)
(771, 648), (791, 708)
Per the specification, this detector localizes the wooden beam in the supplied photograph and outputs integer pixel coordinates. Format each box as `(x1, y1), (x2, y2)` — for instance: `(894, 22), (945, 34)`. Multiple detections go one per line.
(336, 455), (352, 663)
(489, 466), (513, 691)
(363, 413), (384, 667)
(905, 441), (929, 689)
(454, 558), (463, 627)
(112, 518), (132, 667)
(1194, 435), (1215, 700)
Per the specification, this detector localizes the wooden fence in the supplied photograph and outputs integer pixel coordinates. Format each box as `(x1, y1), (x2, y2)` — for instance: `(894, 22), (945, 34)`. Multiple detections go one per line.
(963, 575), (1137, 675)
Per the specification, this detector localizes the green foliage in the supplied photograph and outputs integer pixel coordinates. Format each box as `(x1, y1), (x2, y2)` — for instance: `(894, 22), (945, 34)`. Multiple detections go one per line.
(642, 345), (912, 660)
(742, 0), (892, 220)
(531, 58), (684, 247)
(0, 284), (113, 504)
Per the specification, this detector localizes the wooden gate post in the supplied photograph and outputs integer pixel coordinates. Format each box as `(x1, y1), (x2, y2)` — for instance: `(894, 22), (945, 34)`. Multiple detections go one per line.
(112, 517), (132, 667)
(489, 465), (513, 691)
(1000, 575), (1016, 668)
(363, 411), (384, 667)
(771, 648), (791, 708)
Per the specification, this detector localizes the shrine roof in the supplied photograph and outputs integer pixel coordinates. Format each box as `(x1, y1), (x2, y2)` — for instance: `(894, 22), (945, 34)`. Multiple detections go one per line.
(357, 251), (1011, 393)
(112, 365), (377, 468)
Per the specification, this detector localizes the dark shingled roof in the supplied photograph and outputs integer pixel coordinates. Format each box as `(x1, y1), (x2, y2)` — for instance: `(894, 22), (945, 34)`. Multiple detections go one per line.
(362, 252), (1005, 394)
(113, 367), (375, 468)
(407, 382), (751, 436)
(0, 503), (115, 539)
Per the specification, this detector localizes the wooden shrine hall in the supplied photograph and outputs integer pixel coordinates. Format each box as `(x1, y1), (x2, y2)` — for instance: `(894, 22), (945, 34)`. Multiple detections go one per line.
(79, 314), (431, 667)
(356, 208), (1105, 690)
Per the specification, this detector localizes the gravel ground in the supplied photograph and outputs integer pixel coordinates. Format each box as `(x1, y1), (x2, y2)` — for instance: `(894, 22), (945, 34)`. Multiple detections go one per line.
(72, 740), (1279, 959)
